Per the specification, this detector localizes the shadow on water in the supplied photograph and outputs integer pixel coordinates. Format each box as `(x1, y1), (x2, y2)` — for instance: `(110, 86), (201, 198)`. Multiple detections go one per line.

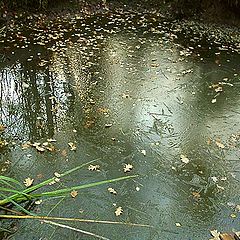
(0, 12), (240, 239)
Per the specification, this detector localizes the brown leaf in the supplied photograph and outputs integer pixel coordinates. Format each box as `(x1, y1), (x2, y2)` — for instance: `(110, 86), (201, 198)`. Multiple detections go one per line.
(216, 139), (225, 149)
(71, 190), (78, 198)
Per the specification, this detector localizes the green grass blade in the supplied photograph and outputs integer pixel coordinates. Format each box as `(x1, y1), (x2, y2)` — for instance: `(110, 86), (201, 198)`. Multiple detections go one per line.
(0, 176), (23, 187)
(0, 194), (34, 216)
(31, 175), (137, 198)
(0, 159), (99, 205)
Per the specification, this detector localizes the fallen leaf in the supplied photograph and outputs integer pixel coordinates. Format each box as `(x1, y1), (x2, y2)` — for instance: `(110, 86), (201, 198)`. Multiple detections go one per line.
(236, 205), (240, 212)
(88, 164), (100, 171)
(54, 172), (61, 177)
(216, 140), (225, 149)
(230, 213), (237, 218)
(108, 187), (117, 195)
(24, 177), (34, 187)
(36, 146), (45, 152)
(71, 190), (78, 198)
(210, 230), (221, 240)
(35, 199), (43, 205)
(141, 149), (146, 156)
(180, 154), (189, 164)
(68, 142), (77, 151)
(0, 125), (6, 131)
(115, 206), (123, 216)
(192, 191), (201, 199)
(123, 163), (133, 173)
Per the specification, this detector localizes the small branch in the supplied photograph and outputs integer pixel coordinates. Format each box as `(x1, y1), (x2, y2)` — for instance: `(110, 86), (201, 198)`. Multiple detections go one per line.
(0, 214), (152, 228)
(43, 220), (110, 240)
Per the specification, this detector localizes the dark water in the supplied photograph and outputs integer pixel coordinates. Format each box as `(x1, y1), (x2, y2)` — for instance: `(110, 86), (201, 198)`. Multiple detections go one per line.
(0, 11), (240, 240)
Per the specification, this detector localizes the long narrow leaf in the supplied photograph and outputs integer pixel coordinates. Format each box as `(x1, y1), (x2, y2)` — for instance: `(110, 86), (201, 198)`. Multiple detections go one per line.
(0, 159), (99, 205)
(0, 176), (23, 187)
(0, 194), (34, 216)
(30, 175), (137, 198)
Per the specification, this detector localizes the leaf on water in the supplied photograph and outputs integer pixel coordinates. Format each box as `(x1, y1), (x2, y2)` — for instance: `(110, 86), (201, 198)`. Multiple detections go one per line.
(24, 177), (34, 187)
(54, 172), (61, 178)
(88, 164), (100, 171)
(22, 142), (31, 149)
(68, 142), (77, 151)
(35, 199), (43, 205)
(61, 149), (68, 157)
(180, 154), (189, 164)
(70, 190), (78, 198)
(230, 213), (237, 218)
(123, 163), (133, 173)
(211, 176), (218, 183)
(209, 230), (221, 240)
(236, 205), (240, 212)
(207, 138), (212, 145)
(48, 177), (60, 185)
(36, 146), (45, 152)
(108, 187), (117, 195)
(115, 206), (123, 216)
(105, 123), (113, 128)
(192, 191), (200, 199)
(141, 149), (146, 156)
(216, 139), (225, 149)
(0, 125), (6, 131)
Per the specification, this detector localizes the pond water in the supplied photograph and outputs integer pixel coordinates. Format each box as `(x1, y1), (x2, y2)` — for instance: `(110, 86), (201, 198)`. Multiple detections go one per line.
(0, 10), (240, 240)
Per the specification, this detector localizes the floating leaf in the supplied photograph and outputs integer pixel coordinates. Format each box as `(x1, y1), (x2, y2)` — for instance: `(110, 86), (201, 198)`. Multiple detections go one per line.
(115, 206), (123, 216)
(24, 178), (34, 187)
(123, 163), (133, 173)
(68, 142), (77, 151)
(180, 154), (189, 164)
(70, 190), (78, 198)
(216, 140), (225, 149)
(88, 164), (100, 171)
(108, 187), (117, 195)
(141, 149), (146, 156)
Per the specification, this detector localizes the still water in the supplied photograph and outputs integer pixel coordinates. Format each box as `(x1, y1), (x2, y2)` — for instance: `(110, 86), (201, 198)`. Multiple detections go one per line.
(0, 10), (240, 239)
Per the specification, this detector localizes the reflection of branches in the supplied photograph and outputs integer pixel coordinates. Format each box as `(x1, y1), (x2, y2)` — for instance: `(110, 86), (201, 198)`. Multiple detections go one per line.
(0, 63), (59, 141)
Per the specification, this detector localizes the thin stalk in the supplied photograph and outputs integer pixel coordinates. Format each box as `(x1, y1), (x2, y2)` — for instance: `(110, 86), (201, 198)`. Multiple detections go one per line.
(0, 214), (152, 228)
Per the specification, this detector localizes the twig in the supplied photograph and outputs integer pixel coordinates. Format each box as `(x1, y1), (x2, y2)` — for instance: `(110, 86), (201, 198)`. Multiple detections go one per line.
(43, 220), (110, 240)
(0, 214), (152, 228)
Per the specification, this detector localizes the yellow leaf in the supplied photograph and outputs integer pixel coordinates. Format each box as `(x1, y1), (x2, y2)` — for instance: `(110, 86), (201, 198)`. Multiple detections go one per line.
(123, 163), (133, 173)
(24, 177), (34, 187)
(216, 140), (225, 149)
(68, 142), (77, 151)
(180, 154), (189, 164)
(115, 206), (123, 216)
(88, 164), (100, 171)
(108, 187), (117, 195)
